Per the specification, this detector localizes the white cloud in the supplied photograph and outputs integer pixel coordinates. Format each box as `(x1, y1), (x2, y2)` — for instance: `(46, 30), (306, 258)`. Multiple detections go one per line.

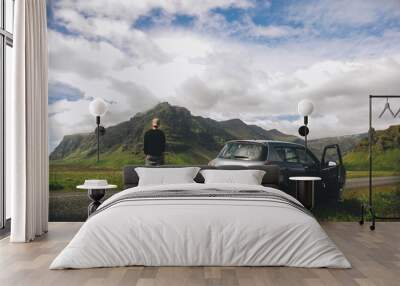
(251, 25), (305, 38)
(288, 0), (400, 30)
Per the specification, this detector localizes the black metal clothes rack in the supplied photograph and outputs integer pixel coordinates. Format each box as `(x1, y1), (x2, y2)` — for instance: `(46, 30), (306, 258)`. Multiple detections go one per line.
(359, 95), (400, 230)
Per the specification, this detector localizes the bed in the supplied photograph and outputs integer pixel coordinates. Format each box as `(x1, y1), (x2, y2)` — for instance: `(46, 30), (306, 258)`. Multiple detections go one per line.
(50, 165), (350, 269)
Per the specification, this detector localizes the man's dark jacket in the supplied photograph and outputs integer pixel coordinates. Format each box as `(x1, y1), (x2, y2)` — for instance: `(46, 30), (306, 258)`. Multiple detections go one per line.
(143, 129), (166, 156)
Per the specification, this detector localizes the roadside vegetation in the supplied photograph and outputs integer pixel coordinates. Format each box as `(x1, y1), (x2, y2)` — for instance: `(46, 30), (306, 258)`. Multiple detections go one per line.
(315, 183), (400, 221)
(346, 170), (400, 179)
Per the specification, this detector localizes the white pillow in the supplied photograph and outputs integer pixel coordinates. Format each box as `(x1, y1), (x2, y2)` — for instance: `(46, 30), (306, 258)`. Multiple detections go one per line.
(136, 167), (201, 186)
(200, 169), (265, 185)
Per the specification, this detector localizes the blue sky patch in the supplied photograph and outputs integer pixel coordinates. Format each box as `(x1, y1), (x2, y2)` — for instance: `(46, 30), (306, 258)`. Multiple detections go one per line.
(211, 6), (247, 22)
(133, 8), (165, 30)
(47, 1), (80, 36)
(172, 14), (196, 27)
(275, 114), (300, 122)
(48, 81), (85, 105)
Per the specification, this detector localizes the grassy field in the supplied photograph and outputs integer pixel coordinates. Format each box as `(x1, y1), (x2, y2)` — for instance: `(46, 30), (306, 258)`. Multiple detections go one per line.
(314, 183), (400, 221)
(49, 164), (400, 222)
(50, 166), (400, 192)
(346, 170), (400, 179)
(50, 150), (211, 170)
(50, 165), (123, 192)
(344, 148), (400, 171)
(49, 190), (119, 221)
(49, 165), (123, 221)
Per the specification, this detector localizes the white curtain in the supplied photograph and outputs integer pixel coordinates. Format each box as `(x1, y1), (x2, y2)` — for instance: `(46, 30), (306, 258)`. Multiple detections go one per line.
(9, 0), (49, 242)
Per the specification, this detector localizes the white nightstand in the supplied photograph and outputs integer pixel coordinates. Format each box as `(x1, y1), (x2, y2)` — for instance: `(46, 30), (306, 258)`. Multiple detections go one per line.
(289, 176), (322, 210)
(77, 180), (117, 216)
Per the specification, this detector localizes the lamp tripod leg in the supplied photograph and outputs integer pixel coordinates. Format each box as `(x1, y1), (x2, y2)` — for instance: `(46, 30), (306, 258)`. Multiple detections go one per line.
(359, 203), (364, 225)
(370, 207), (376, 231)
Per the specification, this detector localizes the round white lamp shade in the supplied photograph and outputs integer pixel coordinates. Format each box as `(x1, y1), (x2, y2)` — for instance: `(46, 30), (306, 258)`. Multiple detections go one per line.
(89, 98), (108, 117)
(298, 99), (314, 116)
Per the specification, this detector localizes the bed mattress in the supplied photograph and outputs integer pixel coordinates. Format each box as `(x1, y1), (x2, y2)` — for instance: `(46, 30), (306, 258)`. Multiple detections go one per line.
(50, 183), (351, 269)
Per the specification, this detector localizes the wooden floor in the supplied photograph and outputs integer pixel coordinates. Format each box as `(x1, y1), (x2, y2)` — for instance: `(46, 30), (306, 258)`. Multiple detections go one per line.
(0, 222), (399, 286)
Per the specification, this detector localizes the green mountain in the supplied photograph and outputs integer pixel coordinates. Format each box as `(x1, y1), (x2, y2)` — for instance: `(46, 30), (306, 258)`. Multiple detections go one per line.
(344, 125), (400, 171)
(50, 102), (301, 168)
(219, 119), (301, 143)
(308, 133), (367, 158)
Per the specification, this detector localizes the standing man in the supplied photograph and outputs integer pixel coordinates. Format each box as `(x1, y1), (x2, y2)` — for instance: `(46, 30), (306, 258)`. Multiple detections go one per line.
(144, 118), (166, 166)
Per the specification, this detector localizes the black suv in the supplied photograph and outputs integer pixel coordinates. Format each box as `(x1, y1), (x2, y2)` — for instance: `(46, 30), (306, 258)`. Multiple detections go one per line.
(209, 140), (346, 204)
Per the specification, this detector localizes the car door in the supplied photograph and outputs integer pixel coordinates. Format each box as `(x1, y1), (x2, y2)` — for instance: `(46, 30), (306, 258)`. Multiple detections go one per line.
(283, 146), (306, 177)
(269, 144), (306, 196)
(295, 147), (324, 203)
(320, 144), (346, 203)
(295, 147), (320, 176)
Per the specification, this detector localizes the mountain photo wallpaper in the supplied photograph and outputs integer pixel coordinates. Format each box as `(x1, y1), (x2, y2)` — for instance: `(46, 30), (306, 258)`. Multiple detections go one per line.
(47, 0), (400, 221)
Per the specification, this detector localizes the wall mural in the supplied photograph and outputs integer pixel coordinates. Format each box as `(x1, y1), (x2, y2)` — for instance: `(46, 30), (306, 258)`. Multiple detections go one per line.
(47, 0), (400, 221)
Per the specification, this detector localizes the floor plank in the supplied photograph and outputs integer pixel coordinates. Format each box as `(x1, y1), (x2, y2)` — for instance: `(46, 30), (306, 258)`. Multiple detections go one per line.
(0, 222), (399, 286)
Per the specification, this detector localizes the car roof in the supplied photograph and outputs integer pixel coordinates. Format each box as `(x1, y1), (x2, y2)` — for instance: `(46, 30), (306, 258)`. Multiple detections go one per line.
(226, 139), (304, 148)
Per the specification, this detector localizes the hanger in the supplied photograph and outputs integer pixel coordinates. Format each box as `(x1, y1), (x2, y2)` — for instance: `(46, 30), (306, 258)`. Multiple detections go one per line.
(378, 97), (395, 118)
(394, 106), (400, 118)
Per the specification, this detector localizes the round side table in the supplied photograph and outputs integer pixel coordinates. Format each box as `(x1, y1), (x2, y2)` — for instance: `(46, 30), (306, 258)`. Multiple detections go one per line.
(289, 176), (321, 210)
(77, 184), (117, 217)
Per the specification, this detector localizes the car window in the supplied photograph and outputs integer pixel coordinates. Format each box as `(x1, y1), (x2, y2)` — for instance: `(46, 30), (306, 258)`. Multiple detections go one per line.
(274, 148), (286, 162)
(296, 148), (319, 165)
(273, 146), (299, 163)
(219, 142), (267, 161)
(285, 148), (299, 163)
(323, 147), (340, 166)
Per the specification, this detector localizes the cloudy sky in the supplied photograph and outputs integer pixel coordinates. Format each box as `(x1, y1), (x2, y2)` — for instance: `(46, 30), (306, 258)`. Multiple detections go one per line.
(47, 0), (400, 151)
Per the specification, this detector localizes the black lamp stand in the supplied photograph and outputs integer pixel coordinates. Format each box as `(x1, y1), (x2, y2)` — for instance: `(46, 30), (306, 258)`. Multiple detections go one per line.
(96, 116), (100, 163)
(304, 116), (308, 154)
(298, 116), (310, 163)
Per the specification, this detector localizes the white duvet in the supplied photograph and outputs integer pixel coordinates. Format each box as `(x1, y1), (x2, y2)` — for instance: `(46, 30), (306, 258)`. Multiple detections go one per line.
(50, 183), (351, 269)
